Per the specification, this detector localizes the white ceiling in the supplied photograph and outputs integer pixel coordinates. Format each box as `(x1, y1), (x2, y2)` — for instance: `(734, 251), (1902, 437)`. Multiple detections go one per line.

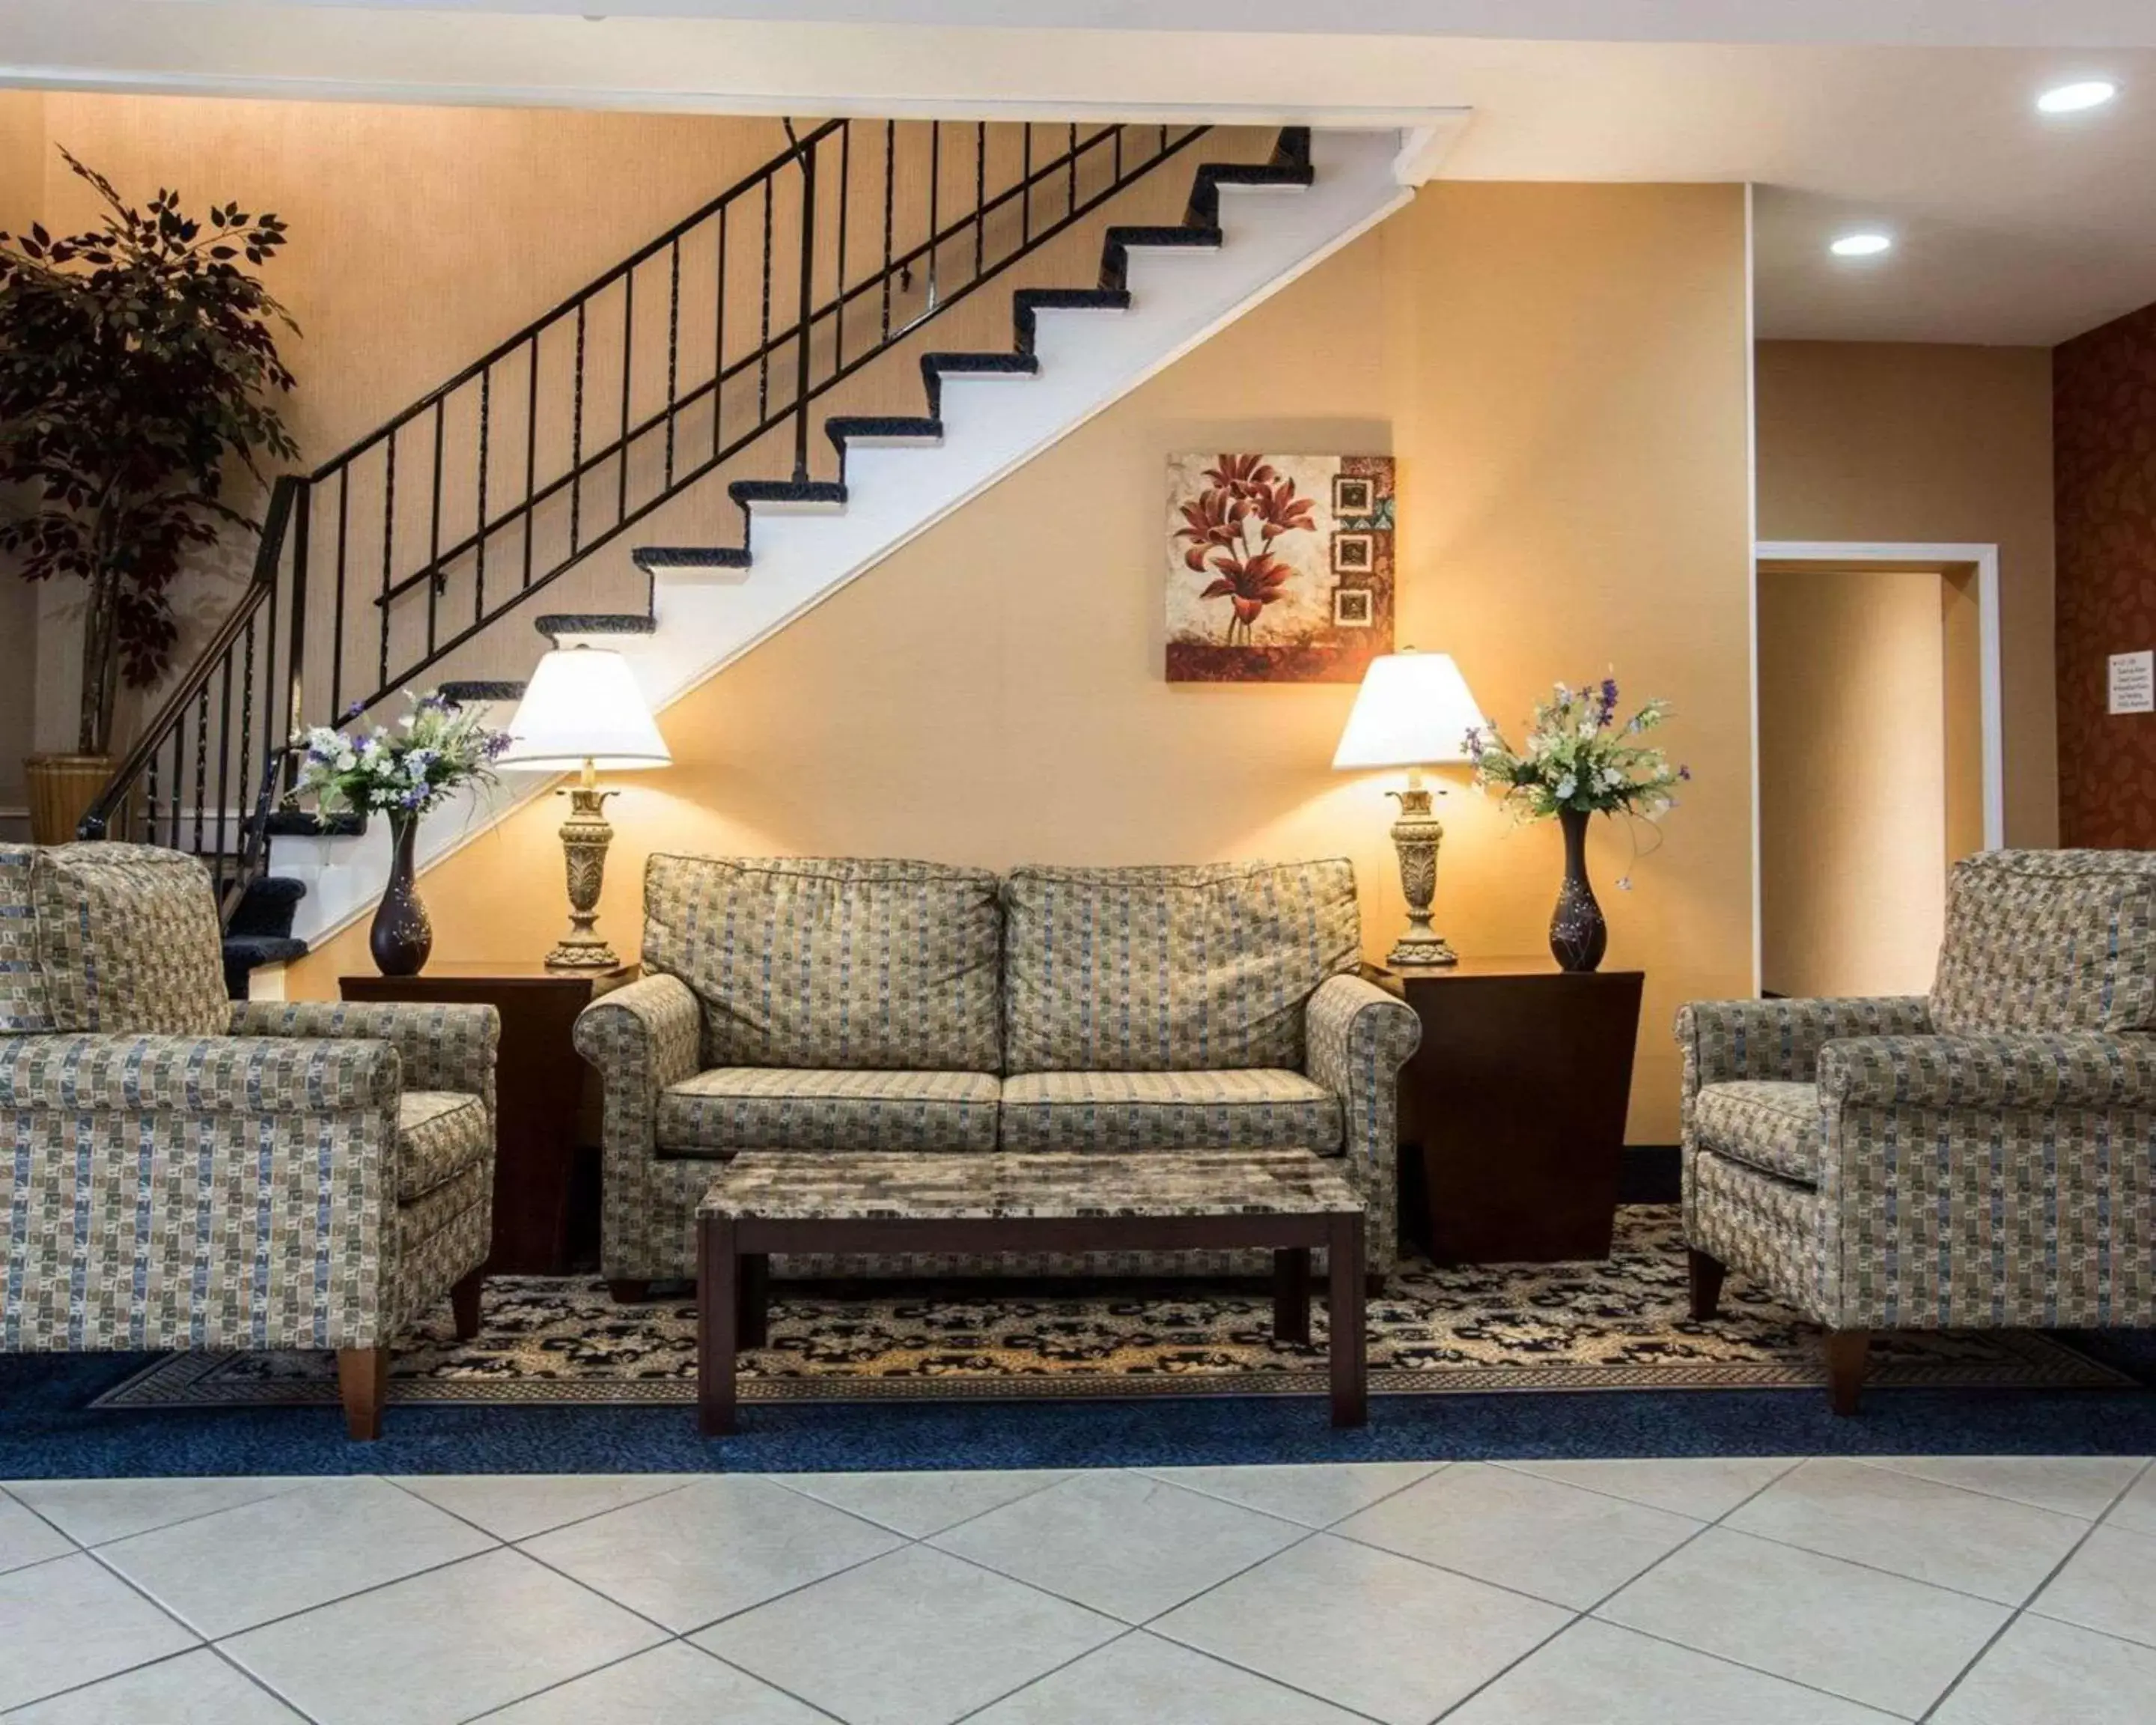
(10, 3), (2156, 345)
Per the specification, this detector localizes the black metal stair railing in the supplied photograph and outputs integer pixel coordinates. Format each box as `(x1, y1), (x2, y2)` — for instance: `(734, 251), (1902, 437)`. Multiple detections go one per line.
(79, 118), (1224, 898)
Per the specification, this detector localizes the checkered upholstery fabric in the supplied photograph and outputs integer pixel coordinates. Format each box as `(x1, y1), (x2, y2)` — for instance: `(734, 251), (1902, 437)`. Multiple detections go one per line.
(1, 904), (500, 1360)
(1678, 965), (2156, 1333)
(30, 844), (228, 1037)
(657, 1067), (1002, 1154)
(1930, 849), (2156, 1035)
(997, 1068), (1341, 1152)
(0, 847), (52, 1034)
(643, 854), (1003, 1072)
(581, 860), (1420, 1283)
(1000, 860), (1361, 1074)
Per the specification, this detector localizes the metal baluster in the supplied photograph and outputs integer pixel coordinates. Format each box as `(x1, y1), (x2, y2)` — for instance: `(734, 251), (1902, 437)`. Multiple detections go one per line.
(192, 685), (210, 854)
(664, 238), (680, 489)
(332, 467), (350, 720)
(713, 205), (728, 460)
(214, 652), (233, 866)
(618, 266), (635, 524)
(281, 481), (304, 780)
(975, 121), (987, 278)
(1115, 123), (1123, 180)
(427, 396), (445, 657)
(378, 431), (396, 691)
(570, 302), (587, 553)
(1068, 123), (1078, 217)
(239, 615), (255, 848)
(476, 365), (491, 624)
(792, 133), (817, 484)
(834, 122), (850, 373)
(758, 179), (773, 424)
(1022, 124), (1032, 246)
(523, 332), (539, 591)
(880, 121), (895, 340)
(928, 123), (940, 308)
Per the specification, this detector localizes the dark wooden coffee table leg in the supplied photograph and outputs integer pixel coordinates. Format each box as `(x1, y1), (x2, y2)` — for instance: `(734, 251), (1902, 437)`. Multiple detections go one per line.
(698, 1214), (738, 1436)
(740, 1251), (769, 1350)
(1327, 1212), (1367, 1428)
(1272, 1247), (1312, 1347)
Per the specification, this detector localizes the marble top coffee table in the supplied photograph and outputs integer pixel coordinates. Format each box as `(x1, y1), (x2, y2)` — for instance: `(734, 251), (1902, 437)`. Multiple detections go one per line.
(695, 1149), (1368, 1435)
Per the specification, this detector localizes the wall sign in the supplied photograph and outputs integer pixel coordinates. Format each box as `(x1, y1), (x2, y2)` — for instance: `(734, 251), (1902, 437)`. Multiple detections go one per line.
(2110, 651), (2155, 715)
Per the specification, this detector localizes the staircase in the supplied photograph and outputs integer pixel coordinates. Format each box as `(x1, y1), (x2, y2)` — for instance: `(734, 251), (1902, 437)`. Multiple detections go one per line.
(79, 120), (1411, 987)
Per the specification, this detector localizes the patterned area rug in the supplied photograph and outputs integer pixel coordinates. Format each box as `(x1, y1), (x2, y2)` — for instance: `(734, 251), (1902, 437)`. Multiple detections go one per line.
(96, 1208), (2128, 1410)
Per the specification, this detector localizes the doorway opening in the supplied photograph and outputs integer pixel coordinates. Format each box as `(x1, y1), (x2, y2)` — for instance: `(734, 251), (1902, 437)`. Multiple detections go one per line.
(1752, 542), (2002, 999)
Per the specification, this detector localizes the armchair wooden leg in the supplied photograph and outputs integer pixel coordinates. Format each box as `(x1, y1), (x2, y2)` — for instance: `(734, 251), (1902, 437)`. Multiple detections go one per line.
(1687, 1248), (1727, 1321)
(1824, 1329), (1871, 1417)
(608, 1280), (653, 1305)
(450, 1271), (484, 1342)
(336, 1347), (389, 1441)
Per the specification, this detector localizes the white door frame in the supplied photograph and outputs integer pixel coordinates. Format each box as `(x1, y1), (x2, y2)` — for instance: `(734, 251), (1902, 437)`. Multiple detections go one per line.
(1751, 539), (2006, 990)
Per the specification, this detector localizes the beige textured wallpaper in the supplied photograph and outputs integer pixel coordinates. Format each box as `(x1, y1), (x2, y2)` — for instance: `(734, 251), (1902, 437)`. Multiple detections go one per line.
(286, 181), (1756, 1143)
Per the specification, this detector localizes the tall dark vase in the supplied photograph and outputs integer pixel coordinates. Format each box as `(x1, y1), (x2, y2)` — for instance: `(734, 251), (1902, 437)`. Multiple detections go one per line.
(369, 809), (433, 977)
(1549, 805), (1608, 973)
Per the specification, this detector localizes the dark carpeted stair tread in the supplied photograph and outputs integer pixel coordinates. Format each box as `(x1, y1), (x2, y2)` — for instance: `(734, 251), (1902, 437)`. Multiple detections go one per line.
(1012, 288), (1133, 354)
(824, 416), (944, 451)
(221, 934), (310, 1001)
(633, 546), (752, 571)
(227, 874), (308, 940)
(438, 680), (528, 704)
(1184, 160), (1315, 226)
(255, 808), (367, 839)
(1097, 223), (1225, 290)
(534, 613), (657, 640)
(728, 478), (848, 507)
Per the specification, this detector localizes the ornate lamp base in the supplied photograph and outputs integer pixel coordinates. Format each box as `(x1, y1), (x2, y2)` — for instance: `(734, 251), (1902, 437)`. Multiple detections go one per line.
(1386, 772), (1458, 969)
(546, 761), (622, 971)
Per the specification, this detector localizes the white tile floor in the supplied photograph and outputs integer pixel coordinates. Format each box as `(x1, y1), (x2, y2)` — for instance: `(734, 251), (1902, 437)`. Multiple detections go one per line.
(2, 1455), (2153, 1724)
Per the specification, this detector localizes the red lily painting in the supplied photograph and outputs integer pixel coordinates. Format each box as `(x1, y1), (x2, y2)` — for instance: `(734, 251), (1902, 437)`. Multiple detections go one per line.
(1174, 453), (1318, 642)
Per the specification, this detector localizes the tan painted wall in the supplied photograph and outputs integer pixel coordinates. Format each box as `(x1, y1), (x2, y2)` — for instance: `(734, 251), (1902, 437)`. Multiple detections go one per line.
(0, 91), (44, 830)
(1753, 339), (2057, 846)
(1757, 565), (1952, 998)
(287, 181), (1755, 1143)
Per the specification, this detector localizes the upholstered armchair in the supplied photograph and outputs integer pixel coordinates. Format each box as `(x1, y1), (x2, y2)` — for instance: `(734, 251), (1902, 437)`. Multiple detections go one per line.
(0, 843), (499, 1438)
(1678, 850), (2156, 1413)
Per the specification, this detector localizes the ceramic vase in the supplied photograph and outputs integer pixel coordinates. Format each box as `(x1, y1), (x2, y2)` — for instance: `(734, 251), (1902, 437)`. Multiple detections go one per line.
(368, 809), (433, 976)
(1548, 805), (1608, 973)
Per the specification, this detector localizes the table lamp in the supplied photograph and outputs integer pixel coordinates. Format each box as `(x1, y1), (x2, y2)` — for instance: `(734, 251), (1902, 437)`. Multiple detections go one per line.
(1332, 648), (1487, 967)
(496, 643), (672, 970)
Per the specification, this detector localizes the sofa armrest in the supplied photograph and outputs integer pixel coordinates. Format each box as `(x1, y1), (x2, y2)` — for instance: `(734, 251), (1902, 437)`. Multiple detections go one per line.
(231, 1000), (499, 1110)
(572, 973), (702, 1148)
(1304, 973), (1421, 1266)
(1819, 1032), (2156, 1112)
(0, 1033), (404, 1353)
(0, 1032), (401, 1116)
(1675, 996), (1932, 1095)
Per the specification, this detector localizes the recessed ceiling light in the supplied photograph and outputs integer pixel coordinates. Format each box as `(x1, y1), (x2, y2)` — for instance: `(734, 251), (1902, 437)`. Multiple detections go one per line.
(1830, 233), (1893, 258)
(2038, 79), (2119, 114)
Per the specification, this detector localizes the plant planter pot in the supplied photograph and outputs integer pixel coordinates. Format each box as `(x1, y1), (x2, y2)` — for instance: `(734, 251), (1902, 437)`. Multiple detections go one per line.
(25, 754), (117, 845)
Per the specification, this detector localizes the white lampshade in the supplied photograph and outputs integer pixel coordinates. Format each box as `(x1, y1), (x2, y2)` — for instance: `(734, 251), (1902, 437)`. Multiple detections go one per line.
(1332, 649), (1487, 770)
(496, 645), (672, 772)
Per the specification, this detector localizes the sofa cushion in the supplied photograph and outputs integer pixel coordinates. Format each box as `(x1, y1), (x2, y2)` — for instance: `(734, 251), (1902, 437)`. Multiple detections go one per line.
(998, 1068), (1342, 1152)
(643, 854), (1002, 1071)
(31, 844), (228, 1038)
(397, 1089), (490, 1202)
(0, 847), (52, 1034)
(1930, 849), (2156, 1036)
(657, 1067), (1002, 1154)
(1001, 860), (1361, 1073)
(1692, 1080), (1822, 1185)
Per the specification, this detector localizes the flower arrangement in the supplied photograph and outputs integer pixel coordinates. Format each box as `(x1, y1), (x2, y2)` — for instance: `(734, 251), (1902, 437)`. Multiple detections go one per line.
(290, 689), (512, 824)
(1467, 676), (1690, 898)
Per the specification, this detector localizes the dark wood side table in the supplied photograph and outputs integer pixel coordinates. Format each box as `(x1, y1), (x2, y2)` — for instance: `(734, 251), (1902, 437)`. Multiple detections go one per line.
(1377, 957), (1645, 1264)
(341, 961), (637, 1274)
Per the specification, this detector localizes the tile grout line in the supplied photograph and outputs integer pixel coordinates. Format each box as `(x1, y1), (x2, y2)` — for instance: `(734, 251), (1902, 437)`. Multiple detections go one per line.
(1839, 1452), (2153, 1522)
(1916, 1455), (2156, 1725)
(376, 1470), (699, 1544)
(4, 1476), (320, 1556)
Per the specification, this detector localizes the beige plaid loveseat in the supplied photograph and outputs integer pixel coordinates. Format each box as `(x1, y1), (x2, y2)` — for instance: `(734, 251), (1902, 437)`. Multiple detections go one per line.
(0, 843), (499, 1438)
(1679, 849), (2156, 1413)
(576, 855), (1419, 1289)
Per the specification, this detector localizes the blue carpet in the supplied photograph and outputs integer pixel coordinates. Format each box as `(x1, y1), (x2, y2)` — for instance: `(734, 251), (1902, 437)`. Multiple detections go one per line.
(4, 1347), (2153, 1479)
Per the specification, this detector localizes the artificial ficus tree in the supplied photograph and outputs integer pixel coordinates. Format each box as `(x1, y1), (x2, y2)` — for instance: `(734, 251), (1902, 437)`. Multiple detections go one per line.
(0, 148), (298, 755)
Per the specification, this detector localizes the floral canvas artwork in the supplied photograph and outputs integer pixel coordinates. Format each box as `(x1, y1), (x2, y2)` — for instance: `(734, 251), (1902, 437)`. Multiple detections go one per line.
(1165, 452), (1395, 682)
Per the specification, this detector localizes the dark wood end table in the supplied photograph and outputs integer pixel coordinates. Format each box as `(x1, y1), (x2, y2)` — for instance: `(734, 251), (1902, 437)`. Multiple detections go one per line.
(697, 1149), (1368, 1435)
(1378, 956), (1645, 1264)
(341, 960), (638, 1274)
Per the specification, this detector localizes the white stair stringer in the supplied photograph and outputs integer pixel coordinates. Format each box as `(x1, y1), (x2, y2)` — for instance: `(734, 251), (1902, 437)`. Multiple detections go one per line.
(277, 129), (1411, 946)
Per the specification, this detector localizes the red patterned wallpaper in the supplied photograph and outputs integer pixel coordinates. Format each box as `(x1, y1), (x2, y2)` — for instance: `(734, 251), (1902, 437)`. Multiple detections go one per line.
(2056, 299), (2156, 846)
